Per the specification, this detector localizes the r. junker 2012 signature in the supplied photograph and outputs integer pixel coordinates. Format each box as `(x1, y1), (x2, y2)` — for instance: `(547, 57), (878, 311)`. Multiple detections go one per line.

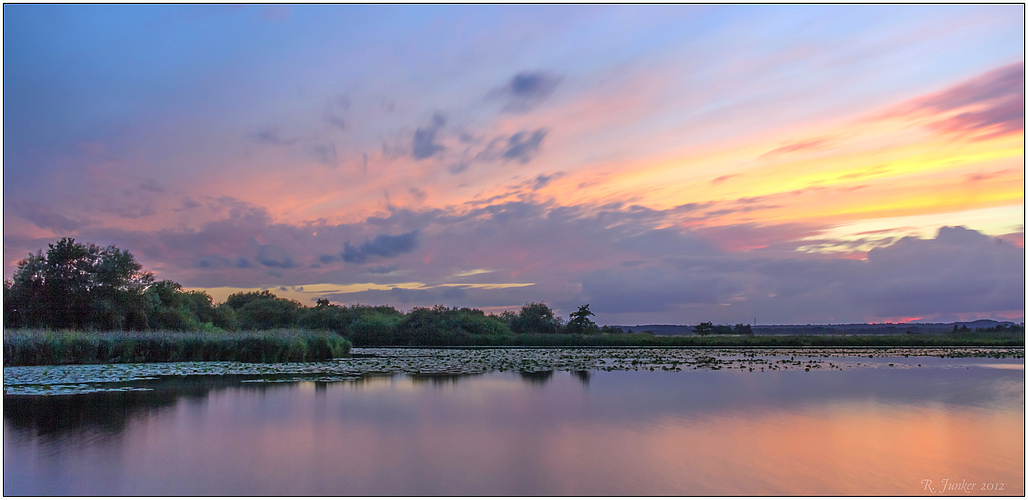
(922, 479), (1005, 494)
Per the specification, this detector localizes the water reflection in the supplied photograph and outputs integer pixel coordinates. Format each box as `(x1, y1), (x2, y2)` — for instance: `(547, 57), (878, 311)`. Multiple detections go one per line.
(573, 370), (590, 385)
(408, 373), (481, 386)
(4, 360), (1023, 496)
(519, 370), (554, 385)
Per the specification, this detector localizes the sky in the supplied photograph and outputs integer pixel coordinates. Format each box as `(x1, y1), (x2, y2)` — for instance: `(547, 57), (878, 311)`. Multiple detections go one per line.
(3, 4), (1024, 326)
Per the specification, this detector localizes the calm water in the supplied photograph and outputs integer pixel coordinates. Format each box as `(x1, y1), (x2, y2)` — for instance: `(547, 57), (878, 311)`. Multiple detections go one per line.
(4, 348), (1024, 495)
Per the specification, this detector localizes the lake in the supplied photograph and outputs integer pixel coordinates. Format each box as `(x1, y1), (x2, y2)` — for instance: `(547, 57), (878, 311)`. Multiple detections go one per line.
(4, 347), (1024, 495)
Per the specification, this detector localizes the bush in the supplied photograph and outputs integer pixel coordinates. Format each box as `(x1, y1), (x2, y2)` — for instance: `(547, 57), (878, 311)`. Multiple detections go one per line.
(237, 298), (302, 330)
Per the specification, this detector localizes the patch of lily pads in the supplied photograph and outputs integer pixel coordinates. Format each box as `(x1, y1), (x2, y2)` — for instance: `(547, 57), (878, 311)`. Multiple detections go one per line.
(4, 346), (1022, 396)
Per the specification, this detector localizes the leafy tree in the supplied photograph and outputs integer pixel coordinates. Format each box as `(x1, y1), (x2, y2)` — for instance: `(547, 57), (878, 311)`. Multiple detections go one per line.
(502, 302), (563, 333)
(693, 321), (714, 336)
(212, 304), (240, 331)
(395, 305), (511, 345)
(225, 290), (278, 311)
(236, 297), (302, 330)
(733, 323), (754, 336)
(567, 304), (599, 334)
(4, 238), (154, 330)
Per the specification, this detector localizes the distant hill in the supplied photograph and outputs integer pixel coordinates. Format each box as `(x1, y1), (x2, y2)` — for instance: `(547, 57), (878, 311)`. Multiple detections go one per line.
(613, 320), (1022, 336)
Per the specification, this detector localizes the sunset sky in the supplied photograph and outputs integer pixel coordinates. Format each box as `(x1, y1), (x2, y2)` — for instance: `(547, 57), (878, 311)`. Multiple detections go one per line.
(4, 4), (1024, 325)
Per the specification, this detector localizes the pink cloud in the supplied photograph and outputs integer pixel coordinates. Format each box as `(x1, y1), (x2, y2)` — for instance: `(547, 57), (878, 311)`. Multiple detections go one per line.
(888, 62), (1024, 140)
(759, 136), (837, 159)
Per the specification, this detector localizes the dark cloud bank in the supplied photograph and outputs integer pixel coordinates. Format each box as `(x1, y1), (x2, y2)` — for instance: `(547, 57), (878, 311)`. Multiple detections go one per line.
(7, 193), (1022, 324)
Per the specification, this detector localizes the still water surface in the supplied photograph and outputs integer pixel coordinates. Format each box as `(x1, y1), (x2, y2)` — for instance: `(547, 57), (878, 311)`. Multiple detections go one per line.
(4, 348), (1024, 495)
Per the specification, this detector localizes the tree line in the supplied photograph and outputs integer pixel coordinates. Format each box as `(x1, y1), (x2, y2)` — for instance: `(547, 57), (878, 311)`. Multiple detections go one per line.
(4, 239), (621, 344)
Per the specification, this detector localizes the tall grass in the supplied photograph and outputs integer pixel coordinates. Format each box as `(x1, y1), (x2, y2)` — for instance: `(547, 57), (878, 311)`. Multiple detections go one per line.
(3, 329), (351, 366)
(351, 331), (1024, 348)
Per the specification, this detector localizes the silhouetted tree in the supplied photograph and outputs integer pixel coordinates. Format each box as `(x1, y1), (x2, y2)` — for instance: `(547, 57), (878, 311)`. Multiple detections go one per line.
(693, 321), (714, 336)
(501, 302), (564, 333)
(567, 304), (599, 334)
(5, 238), (154, 330)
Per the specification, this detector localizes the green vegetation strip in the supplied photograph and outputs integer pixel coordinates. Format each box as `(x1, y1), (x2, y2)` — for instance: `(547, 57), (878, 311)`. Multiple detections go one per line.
(3, 329), (351, 366)
(374, 331), (1025, 348)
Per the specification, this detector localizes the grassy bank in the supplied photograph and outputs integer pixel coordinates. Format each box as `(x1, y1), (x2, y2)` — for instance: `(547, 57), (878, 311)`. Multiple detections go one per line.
(3, 329), (351, 366)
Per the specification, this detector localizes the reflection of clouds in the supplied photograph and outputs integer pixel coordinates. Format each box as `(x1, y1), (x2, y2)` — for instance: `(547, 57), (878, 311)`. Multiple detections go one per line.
(7, 366), (1022, 495)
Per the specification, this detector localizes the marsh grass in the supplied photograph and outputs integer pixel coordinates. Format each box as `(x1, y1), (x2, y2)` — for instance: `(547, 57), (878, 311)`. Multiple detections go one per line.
(359, 330), (1024, 348)
(3, 329), (351, 366)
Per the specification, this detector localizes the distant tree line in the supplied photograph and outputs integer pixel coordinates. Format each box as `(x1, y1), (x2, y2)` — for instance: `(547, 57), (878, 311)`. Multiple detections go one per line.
(692, 321), (753, 336)
(4, 239), (623, 345)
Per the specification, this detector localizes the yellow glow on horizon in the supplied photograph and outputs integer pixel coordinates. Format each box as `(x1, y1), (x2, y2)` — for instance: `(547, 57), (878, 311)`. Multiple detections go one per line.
(188, 281), (537, 305)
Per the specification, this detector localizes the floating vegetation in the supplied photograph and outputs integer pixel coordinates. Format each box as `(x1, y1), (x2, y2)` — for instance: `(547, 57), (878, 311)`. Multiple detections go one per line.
(4, 346), (1022, 396)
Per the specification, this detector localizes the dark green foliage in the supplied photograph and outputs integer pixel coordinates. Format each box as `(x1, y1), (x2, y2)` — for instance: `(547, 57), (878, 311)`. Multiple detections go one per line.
(298, 303), (352, 331)
(693, 321), (714, 336)
(3, 329), (351, 366)
(224, 290), (278, 311)
(392, 305), (511, 345)
(4, 238), (154, 330)
(501, 302), (563, 333)
(345, 315), (401, 346)
(236, 296), (302, 330)
(733, 324), (754, 335)
(567, 304), (599, 334)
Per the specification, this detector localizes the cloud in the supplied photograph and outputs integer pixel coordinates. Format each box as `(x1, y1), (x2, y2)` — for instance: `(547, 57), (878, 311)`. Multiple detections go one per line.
(532, 173), (559, 190)
(309, 142), (339, 167)
(180, 197), (201, 210)
(890, 62), (1024, 140)
(849, 226), (1024, 316)
(18, 188), (1017, 324)
(448, 162), (470, 174)
(256, 245), (300, 269)
(365, 265), (399, 274)
(411, 113), (446, 160)
(324, 112), (346, 130)
(342, 230), (420, 264)
(139, 179), (166, 193)
(576, 225), (1023, 324)
(760, 137), (837, 159)
(409, 187), (427, 203)
(8, 200), (89, 232)
(692, 222), (825, 252)
(579, 266), (729, 314)
(710, 174), (738, 185)
(502, 129), (548, 163)
(250, 126), (296, 146)
(492, 71), (562, 113)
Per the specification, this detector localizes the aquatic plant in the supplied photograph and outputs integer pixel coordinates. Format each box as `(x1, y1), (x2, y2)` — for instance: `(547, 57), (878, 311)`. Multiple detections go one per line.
(3, 329), (351, 366)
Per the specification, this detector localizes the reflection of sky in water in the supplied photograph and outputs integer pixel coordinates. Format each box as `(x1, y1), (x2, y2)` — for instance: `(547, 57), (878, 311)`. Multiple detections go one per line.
(4, 355), (1023, 496)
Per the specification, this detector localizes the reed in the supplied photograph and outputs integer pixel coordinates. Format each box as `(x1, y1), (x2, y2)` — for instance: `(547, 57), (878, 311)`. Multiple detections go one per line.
(3, 329), (351, 366)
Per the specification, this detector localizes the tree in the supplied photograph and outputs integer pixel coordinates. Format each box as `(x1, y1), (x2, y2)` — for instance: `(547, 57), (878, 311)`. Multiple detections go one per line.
(4, 238), (154, 330)
(733, 323), (754, 336)
(225, 289), (278, 310)
(567, 304), (598, 334)
(236, 296), (302, 330)
(502, 302), (562, 333)
(693, 321), (714, 336)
